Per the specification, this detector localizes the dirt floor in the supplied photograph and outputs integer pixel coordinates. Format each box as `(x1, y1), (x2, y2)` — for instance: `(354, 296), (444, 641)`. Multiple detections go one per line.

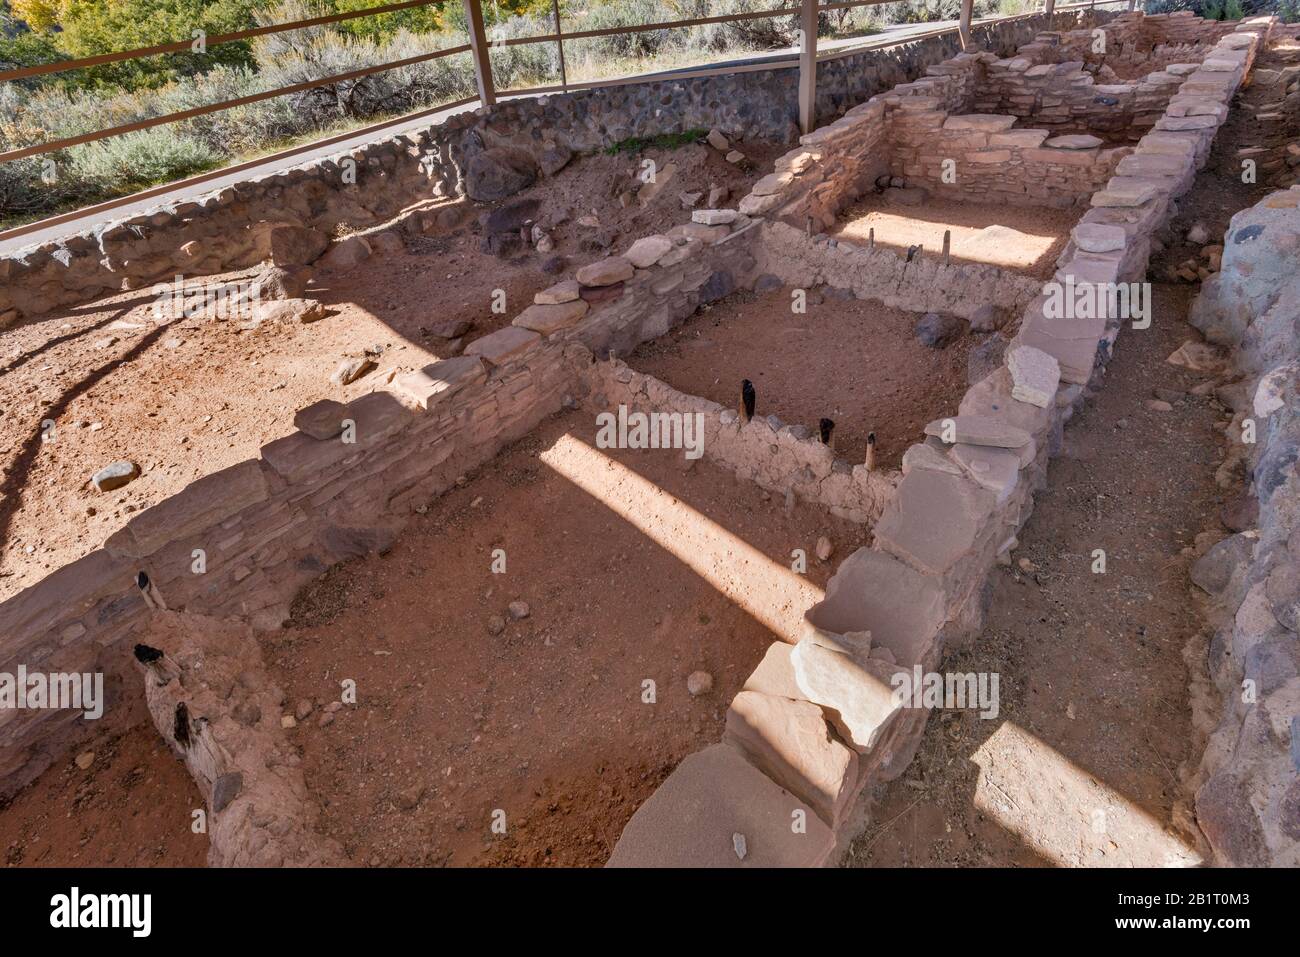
(0, 139), (778, 601)
(0, 725), (208, 867)
(263, 409), (863, 867)
(832, 195), (1080, 279)
(843, 282), (1223, 867)
(633, 286), (975, 469)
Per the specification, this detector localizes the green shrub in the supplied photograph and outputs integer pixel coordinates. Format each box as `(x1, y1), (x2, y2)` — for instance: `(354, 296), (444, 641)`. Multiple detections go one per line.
(67, 126), (221, 190)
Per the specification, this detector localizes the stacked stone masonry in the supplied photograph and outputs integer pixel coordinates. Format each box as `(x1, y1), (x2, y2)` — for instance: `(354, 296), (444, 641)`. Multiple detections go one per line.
(1186, 187), (1300, 868)
(0, 8), (1277, 868)
(608, 15), (1272, 867)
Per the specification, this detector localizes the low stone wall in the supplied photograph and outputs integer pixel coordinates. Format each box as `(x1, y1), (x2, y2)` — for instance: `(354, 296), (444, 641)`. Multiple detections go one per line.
(606, 17), (1270, 868)
(1184, 188), (1300, 868)
(888, 108), (1127, 208)
(756, 220), (1043, 320)
(584, 360), (899, 524)
(972, 53), (1189, 142)
(1229, 38), (1300, 191)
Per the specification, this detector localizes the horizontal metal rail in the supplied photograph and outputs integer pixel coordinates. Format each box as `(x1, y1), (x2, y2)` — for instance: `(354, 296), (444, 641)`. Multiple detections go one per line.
(0, 0), (445, 83)
(0, 43), (470, 163)
(0, 0), (1121, 242)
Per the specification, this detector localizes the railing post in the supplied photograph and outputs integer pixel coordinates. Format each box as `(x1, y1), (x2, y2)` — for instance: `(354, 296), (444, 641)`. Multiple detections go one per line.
(798, 0), (818, 134)
(1044, 0), (1056, 22)
(958, 0), (973, 50)
(464, 0), (497, 107)
(551, 0), (568, 91)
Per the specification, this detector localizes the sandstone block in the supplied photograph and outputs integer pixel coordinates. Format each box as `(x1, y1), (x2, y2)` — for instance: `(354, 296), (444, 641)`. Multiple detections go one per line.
(575, 256), (634, 287)
(513, 299), (589, 334)
(1007, 345), (1061, 409)
(391, 356), (486, 410)
(724, 691), (858, 826)
(464, 326), (541, 365)
(606, 744), (834, 867)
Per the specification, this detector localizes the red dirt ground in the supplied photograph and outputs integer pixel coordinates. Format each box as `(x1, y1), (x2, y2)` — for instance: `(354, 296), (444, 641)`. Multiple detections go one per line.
(633, 286), (976, 469)
(263, 410), (865, 867)
(832, 194), (1080, 280)
(0, 139), (779, 601)
(0, 725), (208, 867)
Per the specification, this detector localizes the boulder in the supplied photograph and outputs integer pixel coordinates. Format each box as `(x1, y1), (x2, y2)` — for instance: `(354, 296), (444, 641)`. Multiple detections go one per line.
(318, 236), (371, 272)
(465, 147), (539, 202)
(915, 312), (965, 348)
(268, 225), (329, 268)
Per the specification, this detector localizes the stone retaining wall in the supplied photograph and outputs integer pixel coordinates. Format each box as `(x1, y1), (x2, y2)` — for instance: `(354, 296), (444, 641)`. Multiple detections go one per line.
(606, 17), (1271, 868)
(1185, 188), (1300, 868)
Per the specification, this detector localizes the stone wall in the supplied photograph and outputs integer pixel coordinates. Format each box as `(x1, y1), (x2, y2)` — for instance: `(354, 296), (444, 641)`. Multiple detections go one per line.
(756, 220), (1043, 320)
(971, 54), (1188, 141)
(0, 213), (760, 801)
(0, 10), (1117, 329)
(584, 360), (899, 525)
(606, 17), (1271, 868)
(1184, 188), (1300, 868)
(739, 11), (1235, 232)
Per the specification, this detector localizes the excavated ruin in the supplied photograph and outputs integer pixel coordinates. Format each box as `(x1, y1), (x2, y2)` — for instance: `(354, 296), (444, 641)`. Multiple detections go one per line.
(1, 9), (1297, 869)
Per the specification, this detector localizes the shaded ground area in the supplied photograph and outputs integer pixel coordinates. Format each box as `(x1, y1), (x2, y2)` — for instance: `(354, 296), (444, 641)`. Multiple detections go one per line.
(0, 140), (778, 600)
(0, 725), (208, 867)
(844, 283), (1222, 867)
(633, 286), (975, 469)
(265, 409), (864, 867)
(832, 195), (1080, 279)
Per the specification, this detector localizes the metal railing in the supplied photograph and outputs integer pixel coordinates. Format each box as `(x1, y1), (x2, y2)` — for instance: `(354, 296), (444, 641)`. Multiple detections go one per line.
(0, 0), (1118, 239)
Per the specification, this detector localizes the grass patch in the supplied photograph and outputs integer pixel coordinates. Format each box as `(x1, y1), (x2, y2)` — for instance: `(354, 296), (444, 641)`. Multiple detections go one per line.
(604, 128), (709, 155)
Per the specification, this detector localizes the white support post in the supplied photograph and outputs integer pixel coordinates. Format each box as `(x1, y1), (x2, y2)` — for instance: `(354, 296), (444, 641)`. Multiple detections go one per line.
(798, 0), (818, 135)
(958, 0), (973, 51)
(1045, 0), (1057, 22)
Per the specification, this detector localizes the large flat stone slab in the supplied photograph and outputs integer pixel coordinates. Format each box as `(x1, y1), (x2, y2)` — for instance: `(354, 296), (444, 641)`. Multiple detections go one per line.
(463, 326), (541, 365)
(1091, 177), (1162, 208)
(1014, 319), (1102, 385)
(606, 744), (835, 867)
(391, 356), (486, 410)
(873, 468), (997, 576)
(512, 298), (589, 334)
(724, 690), (858, 827)
(804, 547), (946, 666)
(949, 442), (1022, 504)
(791, 641), (907, 752)
(923, 414), (1031, 449)
(943, 114), (1017, 133)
